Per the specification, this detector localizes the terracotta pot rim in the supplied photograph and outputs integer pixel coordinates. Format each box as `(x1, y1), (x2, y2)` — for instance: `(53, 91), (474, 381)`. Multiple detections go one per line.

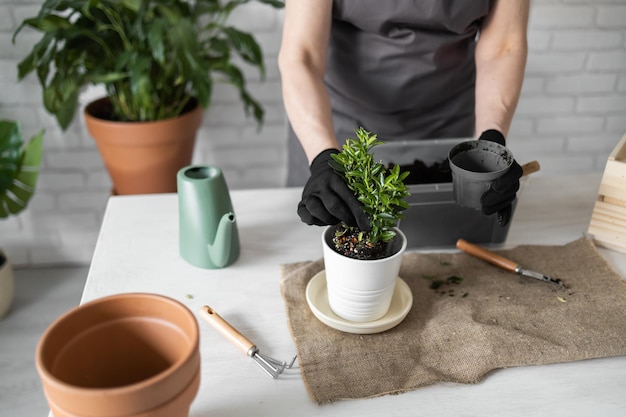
(83, 97), (202, 126)
(36, 292), (199, 396)
(83, 97), (203, 151)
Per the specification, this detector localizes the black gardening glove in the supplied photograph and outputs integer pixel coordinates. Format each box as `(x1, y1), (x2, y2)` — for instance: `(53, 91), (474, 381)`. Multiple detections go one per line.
(478, 130), (523, 226)
(297, 149), (370, 230)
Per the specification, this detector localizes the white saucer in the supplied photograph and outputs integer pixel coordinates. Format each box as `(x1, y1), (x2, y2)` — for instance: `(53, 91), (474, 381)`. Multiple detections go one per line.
(305, 271), (413, 334)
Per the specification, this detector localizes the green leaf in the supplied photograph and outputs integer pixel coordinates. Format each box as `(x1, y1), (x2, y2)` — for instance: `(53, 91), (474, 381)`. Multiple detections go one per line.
(22, 15), (73, 32)
(328, 158), (344, 172)
(120, 0), (142, 13)
(16, 49), (37, 81)
(43, 76), (79, 130)
(0, 122), (44, 219)
(380, 230), (397, 242)
(256, 0), (285, 7)
(0, 122), (21, 195)
(148, 19), (166, 64)
(222, 27), (265, 77)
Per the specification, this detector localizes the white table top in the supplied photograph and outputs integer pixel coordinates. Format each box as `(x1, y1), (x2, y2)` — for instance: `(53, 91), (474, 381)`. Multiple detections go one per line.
(80, 173), (626, 417)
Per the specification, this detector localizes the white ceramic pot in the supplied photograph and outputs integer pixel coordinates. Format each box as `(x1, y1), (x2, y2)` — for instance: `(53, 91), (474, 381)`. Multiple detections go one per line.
(0, 250), (15, 319)
(322, 226), (407, 322)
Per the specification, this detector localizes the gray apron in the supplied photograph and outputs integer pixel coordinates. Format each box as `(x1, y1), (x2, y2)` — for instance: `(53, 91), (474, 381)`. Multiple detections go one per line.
(287, 0), (492, 186)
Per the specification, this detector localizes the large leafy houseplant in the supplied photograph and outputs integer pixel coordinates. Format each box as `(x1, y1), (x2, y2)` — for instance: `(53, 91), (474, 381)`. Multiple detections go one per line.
(13, 0), (285, 129)
(328, 127), (410, 260)
(0, 120), (44, 219)
(0, 120), (44, 318)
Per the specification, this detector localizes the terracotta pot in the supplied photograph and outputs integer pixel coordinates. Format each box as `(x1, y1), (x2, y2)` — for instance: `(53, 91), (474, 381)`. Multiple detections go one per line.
(0, 250), (14, 319)
(84, 98), (203, 195)
(322, 226), (407, 322)
(36, 293), (200, 417)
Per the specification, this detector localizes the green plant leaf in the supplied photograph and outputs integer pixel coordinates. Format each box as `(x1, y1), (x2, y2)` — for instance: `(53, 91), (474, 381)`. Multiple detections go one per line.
(148, 19), (166, 64)
(27, 15), (73, 32)
(380, 230), (397, 241)
(256, 0), (285, 7)
(0, 122), (21, 195)
(222, 27), (265, 77)
(328, 158), (345, 172)
(0, 122), (44, 219)
(16, 49), (37, 81)
(120, 0), (142, 13)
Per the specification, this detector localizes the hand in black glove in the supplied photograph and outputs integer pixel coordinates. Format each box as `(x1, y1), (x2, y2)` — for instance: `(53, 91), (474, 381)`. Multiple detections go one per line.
(478, 130), (523, 226)
(297, 149), (370, 230)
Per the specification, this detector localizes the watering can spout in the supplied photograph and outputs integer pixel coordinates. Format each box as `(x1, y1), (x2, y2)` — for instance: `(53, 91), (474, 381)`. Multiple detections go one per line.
(207, 212), (237, 268)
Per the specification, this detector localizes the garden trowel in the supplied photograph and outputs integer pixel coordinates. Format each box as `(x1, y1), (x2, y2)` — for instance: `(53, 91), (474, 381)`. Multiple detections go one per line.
(456, 239), (567, 288)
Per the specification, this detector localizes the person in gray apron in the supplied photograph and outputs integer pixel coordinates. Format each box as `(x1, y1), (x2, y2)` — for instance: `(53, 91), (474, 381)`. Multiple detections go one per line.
(279, 0), (529, 229)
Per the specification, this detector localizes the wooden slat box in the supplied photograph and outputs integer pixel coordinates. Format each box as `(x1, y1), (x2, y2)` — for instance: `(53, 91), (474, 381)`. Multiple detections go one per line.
(588, 133), (626, 253)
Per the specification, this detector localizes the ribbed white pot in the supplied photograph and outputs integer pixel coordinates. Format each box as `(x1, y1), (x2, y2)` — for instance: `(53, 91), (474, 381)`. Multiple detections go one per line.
(0, 250), (15, 319)
(322, 226), (407, 322)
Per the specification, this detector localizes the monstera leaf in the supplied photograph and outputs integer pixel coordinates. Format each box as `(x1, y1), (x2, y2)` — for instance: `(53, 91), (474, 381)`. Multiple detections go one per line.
(0, 120), (44, 218)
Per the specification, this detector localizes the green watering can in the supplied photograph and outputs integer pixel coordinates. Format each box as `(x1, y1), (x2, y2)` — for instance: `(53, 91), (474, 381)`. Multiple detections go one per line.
(177, 165), (240, 269)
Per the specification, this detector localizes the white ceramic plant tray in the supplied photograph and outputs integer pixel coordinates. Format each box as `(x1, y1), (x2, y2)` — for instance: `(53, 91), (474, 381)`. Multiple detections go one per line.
(305, 271), (413, 334)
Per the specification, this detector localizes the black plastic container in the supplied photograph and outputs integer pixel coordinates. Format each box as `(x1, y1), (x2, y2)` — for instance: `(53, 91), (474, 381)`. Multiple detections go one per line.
(374, 138), (514, 249)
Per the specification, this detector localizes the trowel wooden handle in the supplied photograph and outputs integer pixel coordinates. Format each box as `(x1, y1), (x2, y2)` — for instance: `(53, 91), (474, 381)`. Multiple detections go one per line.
(199, 306), (255, 355)
(456, 239), (519, 273)
(521, 160), (540, 177)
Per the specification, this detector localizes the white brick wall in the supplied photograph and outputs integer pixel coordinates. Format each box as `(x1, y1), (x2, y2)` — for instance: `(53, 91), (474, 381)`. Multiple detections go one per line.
(508, 0), (626, 175)
(1, 0), (625, 266)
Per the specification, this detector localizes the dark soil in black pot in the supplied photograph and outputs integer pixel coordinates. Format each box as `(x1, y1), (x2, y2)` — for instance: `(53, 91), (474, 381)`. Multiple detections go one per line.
(389, 160), (452, 185)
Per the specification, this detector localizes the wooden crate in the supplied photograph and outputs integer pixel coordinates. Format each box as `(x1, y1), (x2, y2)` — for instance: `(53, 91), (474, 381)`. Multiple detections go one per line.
(588, 133), (626, 253)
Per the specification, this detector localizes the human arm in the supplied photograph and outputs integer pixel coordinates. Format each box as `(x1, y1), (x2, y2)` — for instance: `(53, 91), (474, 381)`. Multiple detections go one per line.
(278, 0), (369, 230)
(474, 0), (530, 137)
(278, 0), (338, 162)
(474, 0), (529, 224)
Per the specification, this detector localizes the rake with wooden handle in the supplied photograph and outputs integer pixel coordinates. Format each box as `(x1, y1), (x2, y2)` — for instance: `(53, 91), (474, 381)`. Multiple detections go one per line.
(199, 306), (297, 379)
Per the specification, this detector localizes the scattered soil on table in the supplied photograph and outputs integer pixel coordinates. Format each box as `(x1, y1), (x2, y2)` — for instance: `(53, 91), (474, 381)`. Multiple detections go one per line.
(422, 274), (467, 297)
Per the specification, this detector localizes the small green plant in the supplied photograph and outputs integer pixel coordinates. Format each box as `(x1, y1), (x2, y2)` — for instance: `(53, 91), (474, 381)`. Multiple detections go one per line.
(329, 127), (410, 259)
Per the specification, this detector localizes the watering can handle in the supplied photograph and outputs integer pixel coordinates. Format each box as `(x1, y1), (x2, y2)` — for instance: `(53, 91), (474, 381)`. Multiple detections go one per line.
(199, 306), (256, 356)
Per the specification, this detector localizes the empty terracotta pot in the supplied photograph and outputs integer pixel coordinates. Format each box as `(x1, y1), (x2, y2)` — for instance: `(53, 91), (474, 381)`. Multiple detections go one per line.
(36, 293), (200, 417)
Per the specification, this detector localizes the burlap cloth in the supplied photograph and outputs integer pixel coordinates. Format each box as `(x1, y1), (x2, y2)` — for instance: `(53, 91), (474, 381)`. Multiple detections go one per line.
(279, 237), (626, 404)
